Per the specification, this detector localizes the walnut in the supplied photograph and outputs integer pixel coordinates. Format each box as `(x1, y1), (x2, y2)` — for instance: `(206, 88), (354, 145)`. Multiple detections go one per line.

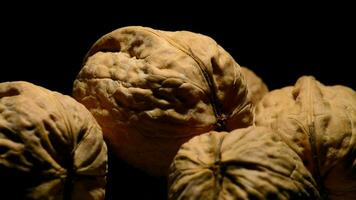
(255, 76), (356, 199)
(73, 26), (253, 175)
(240, 66), (268, 106)
(168, 127), (320, 200)
(0, 81), (107, 200)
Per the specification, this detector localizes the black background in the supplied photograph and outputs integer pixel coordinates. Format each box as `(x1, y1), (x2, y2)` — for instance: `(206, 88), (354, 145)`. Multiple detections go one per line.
(0, 3), (354, 200)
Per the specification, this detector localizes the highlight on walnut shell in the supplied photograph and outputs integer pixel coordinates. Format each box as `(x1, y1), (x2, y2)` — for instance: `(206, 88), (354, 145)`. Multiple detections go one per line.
(255, 76), (356, 199)
(73, 26), (253, 175)
(240, 66), (268, 106)
(168, 126), (321, 200)
(0, 81), (107, 200)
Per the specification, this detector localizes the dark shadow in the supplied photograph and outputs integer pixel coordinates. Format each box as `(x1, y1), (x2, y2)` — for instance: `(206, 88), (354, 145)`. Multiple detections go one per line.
(105, 150), (167, 200)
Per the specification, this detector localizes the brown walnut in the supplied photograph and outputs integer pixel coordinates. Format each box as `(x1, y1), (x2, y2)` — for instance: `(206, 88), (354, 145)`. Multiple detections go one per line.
(255, 76), (356, 199)
(0, 81), (107, 200)
(168, 126), (321, 200)
(73, 26), (253, 175)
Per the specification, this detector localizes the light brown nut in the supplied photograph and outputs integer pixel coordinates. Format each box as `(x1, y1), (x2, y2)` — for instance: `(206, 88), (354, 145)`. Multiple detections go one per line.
(0, 81), (107, 200)
(255, 76), (356, 199)
(73, 26), (253, 175)
(240, 66), (268, 106)
(168, 126), (320, 200)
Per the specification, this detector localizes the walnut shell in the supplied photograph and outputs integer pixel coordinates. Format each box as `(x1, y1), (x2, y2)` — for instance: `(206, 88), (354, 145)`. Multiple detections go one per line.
(0, 81), (107, 200)
(255, 76), (356, 199)
(168, 126), (320, 200)
(73, 26), (253, 175)
(240, 66), (268, 106)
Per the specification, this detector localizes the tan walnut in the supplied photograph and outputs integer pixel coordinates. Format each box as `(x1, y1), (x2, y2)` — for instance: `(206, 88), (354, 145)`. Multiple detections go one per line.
(240, 66), (268, 106)
(0, 81), (107, 200)
(255, 76), (356, 199)
(73, 26), (253, 175)
(168, 126), (321, 200)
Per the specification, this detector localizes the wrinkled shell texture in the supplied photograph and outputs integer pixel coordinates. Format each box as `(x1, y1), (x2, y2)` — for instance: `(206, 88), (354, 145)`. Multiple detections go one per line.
(255, 76), (356, 199)
(240, 67), (268, 106)
(0, 82), (107, 200)
(73, 26), (253, 175)
(168, 126), (321, 200)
